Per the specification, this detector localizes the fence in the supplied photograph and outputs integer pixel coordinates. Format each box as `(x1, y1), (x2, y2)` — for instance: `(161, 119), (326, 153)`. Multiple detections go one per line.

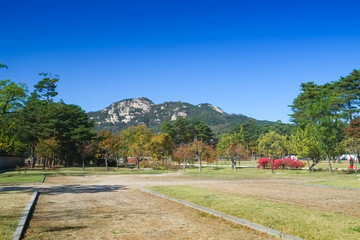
(0, 156), (25, 170)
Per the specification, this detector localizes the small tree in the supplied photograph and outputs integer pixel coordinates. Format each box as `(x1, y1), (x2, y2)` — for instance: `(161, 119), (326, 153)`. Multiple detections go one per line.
(190, 140), (207, 172)
(258, 131), (286, 173)
(217, 132), (246, 172)
(173, 144), (193, 172)
(98, 130), (114, 172)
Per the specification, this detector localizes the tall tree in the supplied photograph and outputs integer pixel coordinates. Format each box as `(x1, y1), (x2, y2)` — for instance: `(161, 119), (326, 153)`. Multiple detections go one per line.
(335, 69), (360, 121)
(290, 82), (346, 173)
(33, 73), (59, 103)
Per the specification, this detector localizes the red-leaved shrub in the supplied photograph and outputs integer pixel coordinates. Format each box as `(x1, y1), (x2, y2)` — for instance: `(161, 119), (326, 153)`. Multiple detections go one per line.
(258, 157), (304, 170)
(257, 158), (271, 168)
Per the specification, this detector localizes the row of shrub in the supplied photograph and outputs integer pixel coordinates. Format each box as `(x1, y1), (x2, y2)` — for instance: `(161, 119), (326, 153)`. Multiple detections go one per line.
(257, 158), (305, 170)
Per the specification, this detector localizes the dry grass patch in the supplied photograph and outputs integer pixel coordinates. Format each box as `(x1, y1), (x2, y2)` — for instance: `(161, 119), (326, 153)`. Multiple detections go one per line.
(0, 191), (31, 239)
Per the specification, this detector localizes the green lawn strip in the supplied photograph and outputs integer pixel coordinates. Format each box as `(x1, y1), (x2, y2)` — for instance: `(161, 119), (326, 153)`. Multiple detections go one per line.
(149, 185), (360, 240)
(0, 172), (44, 184)
(0, 191), (31, 239)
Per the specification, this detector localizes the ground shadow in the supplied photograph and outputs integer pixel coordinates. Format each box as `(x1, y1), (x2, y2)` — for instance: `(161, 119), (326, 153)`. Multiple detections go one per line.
(0, 184), (127, 194)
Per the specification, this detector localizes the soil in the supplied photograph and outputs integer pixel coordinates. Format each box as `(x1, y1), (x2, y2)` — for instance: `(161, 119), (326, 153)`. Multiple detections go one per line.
(23, 173), (360, 239)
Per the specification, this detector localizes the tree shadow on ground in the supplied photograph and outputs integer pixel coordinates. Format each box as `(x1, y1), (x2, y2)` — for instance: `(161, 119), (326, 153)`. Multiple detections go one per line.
(0, 184), (127, 194)
(42, 225), (88, 232)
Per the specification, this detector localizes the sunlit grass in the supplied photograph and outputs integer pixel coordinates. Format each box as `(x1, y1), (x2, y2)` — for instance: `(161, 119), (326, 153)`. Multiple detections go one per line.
(184, 166), (360, 188)
(149, 185), (360, 240)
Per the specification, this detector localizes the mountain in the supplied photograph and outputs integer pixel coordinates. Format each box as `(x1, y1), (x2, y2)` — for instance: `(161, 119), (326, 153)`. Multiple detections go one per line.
(87, 97), (275, 134)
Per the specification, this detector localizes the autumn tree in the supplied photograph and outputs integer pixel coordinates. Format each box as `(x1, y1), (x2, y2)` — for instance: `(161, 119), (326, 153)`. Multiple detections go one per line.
(148, 133), (174, 164)
(217, 130), (246, 172)
(190, 140), (208, 172)
(98, 130), (114, 172)
(173, 144), (193, 172)
(119, 124), (153, 169)
(35, 137), (60, 169)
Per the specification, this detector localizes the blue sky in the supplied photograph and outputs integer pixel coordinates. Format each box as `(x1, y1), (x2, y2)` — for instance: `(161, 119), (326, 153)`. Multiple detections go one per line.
(1, 0), (360, 123)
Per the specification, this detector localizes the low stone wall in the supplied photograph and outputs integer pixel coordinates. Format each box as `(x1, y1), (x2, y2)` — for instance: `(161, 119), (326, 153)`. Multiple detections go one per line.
(0, 156), (25, 170)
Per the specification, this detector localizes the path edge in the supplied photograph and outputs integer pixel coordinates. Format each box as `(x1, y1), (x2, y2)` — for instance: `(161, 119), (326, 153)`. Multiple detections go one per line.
(12, 190), (39, 240)
(139, 187), (303, 240)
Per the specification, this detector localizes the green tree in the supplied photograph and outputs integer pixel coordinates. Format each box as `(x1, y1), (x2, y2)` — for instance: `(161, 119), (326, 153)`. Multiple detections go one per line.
(335, 69), (360, 121)
(290, 82), (346, 173)
(289, 126), (323, 172)
(0, 66), (27, 155)
(0, 79), (27, 115)
(258, 131), (286, 173)
(33, 73), (59, 102)
(160, 118), (214, 145)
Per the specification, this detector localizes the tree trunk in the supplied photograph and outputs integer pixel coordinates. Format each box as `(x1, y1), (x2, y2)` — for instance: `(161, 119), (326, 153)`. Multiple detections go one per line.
(183, 159), (186, 172)
(116, 157), (119, 169)
(82, 158), (85, 171)
(197, 154), (202, 172)
(326, 155), (333, 173)
(307, 158), (311, 173)
(31, 144), (35, 168)
(233, 160), (237, 172)
(271, 159), (274, 174)
(136, 158), (140, 169)
(105, 157), (109, 172)
(356, 154), (359, 174)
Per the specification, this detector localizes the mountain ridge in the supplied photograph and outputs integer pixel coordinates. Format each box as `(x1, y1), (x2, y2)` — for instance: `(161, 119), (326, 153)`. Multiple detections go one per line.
(88, 97), (275, 134)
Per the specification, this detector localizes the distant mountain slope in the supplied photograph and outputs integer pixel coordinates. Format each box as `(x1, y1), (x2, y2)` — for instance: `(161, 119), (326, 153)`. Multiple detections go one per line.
(87, 97), (275, 134)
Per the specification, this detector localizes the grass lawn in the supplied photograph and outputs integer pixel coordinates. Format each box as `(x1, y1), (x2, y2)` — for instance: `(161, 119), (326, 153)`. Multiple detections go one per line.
(149, 185), (360, 240)
(184, 167), (360, 188)
(0, 171), (44, 184)
(0, 191), (31, 240)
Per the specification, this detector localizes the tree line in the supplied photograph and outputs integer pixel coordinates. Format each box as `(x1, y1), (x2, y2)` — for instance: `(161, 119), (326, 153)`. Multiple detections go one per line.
(2, 62), (359, 173)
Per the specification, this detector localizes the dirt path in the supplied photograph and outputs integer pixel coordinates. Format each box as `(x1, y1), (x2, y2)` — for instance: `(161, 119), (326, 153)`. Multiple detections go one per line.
(24, 182), (272, 240)
(22, 173), (360, 239)
(46, 174), (360, 217)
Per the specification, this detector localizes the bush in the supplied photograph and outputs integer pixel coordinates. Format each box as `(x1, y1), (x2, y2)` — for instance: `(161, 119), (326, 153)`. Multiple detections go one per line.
(257, 158), (271, 168)
(257, 157), (304, 170)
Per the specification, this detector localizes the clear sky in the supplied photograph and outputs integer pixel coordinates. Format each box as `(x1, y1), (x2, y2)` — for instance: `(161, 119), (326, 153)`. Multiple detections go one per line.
(1, 0), (360, 123)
